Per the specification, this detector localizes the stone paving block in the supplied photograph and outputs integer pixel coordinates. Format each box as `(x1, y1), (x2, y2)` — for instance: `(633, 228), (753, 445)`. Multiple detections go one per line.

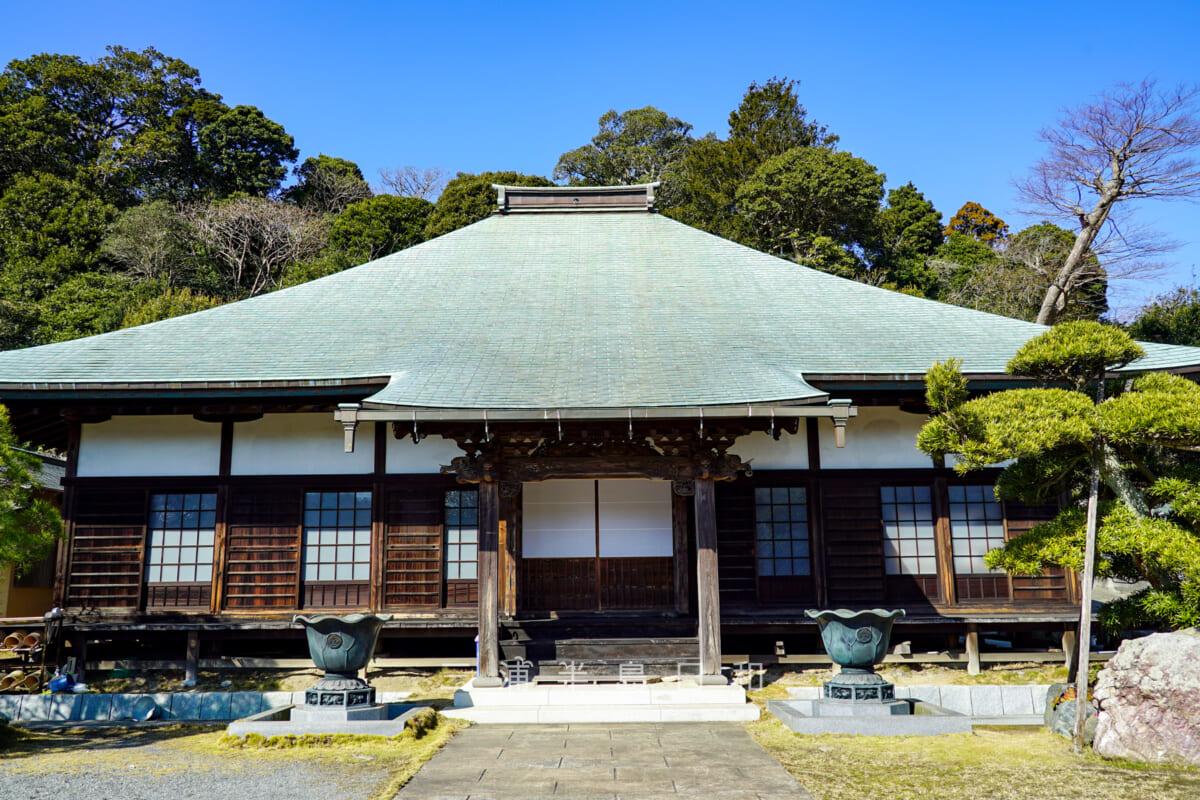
(539, 705), (661, 724)
(79, 693), (112, 721)
(200, 691), (232, 720)
(230, 691), (261, 719)
(971, 686), (1005, 717)
(1031, 684), (1052, 715)
(399, 724), (810, 800)
(905, 685), (941, 706)
(0, 695), (21, 721)
(547, 784), (617, 800)
(18, 695), (52, 721)
(170, 693), (202, 720)
(1001, 686), (1035, 715)
(938, 685), (973, 715)
(49, 694), (81, 721)
(152, 693), (174, 719)
(261, 691), (294, 708)
(110, 694), (135, 720)
(785, 686), (822, 700)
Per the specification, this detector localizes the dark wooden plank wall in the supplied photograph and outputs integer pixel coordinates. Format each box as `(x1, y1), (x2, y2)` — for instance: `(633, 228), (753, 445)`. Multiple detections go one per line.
(714, 481), (757, 605)
(63, 475), (468, 613)
(384, 526), (442, 607)
(146, 583), (211, 608)
(1005, 499), (1070, 602)
(520, 558), (597, 610)
(61, 470), (1069, 616)
(384, 476), (455, 608)
(224, 488), (302, 610)
(66, 487), (147, 609)
(821, 477), (887, 605)
(599, 557), (674, 609)
(715, 471), (1067, 609)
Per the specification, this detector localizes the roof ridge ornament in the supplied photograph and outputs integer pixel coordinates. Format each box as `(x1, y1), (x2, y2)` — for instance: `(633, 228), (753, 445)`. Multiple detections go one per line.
(493, 182), (659, 214)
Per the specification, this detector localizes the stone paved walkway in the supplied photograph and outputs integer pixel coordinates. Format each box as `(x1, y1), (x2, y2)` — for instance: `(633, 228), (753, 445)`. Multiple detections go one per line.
(397, 723), (813, 800)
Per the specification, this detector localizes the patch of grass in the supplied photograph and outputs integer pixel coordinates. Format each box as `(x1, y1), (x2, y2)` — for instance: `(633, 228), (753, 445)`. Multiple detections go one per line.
(87, 668), (286, 694)
(215, 711), (466, 799)
(0, 713), (465, 797)
(745, 715), (1200, 800)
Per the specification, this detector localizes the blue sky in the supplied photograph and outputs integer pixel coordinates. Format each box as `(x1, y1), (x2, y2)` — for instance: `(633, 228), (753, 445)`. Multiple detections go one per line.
(4, 1), (1200, 316)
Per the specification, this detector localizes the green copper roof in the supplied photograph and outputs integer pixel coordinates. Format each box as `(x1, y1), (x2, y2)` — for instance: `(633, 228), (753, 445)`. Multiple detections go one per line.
(0, 210), (1197, 409)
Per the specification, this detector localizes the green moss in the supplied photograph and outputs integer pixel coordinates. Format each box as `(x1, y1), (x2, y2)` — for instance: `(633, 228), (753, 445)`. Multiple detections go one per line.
(746, 717), (1200, 800)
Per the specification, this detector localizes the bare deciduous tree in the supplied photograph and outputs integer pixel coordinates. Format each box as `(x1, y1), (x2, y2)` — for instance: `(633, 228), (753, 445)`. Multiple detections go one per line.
(101, 200), (194, 288)
(377, 166), (449, 200)
(184, 198), (327, 296)
(296, 167), (372, 215)
(1018, 80), (1200, 325)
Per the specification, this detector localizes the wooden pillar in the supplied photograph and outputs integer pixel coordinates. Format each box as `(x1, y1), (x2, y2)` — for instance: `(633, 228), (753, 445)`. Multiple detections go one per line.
(475, 479), (503, 686)
(505, 489), (520, 616)
(694, 476), (724, 683)
(965, 625), (981, 675)
(672, 492), (690, 615)
(499, 489), (518, 617)
(370, 422), (387, 611)
(932, 477), (957, 605)
(1063, 628), (1079, 681)
(185, 631), (200, 685)
(805, 419), (828, 608)
(55, 421), (82, 609)
(211, 420), (234, 613)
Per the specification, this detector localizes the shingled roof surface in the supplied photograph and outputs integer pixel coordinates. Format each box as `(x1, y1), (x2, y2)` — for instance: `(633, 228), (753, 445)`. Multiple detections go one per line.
(0, 210), (1198, 409)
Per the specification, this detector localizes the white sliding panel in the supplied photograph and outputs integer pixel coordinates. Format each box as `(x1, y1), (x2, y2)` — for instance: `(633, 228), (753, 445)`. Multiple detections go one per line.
(597, 479), (673, 557)
(522, 480), (596, 558)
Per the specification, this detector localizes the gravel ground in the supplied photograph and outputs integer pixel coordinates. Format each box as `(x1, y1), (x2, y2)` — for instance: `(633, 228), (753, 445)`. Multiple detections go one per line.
(0, 731), (395, 800)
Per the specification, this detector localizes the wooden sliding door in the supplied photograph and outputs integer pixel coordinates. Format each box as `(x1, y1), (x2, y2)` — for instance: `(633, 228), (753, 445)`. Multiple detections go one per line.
(519, 479), (674, 612)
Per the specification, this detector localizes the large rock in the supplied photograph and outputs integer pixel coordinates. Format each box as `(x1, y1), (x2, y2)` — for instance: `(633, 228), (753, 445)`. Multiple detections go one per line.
(1093, 630), (1200, 766)
(1049, 699), (1098, 743)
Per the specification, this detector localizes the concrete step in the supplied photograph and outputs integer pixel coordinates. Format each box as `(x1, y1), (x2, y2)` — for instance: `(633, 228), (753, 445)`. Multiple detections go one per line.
(455, 681), (747, 708)
(554, 636), (699, 661)
(443, 703), (760, 724)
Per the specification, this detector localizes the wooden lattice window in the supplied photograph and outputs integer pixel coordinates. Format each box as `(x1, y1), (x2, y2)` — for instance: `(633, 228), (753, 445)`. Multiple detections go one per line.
(880, 486), (937, 576)
(146, 493), (217, 584)
(754, 487), (810, 576)
(302, 491), (372, 582)
(949, 485), (1006, 575)
(444, 489), (478, 580)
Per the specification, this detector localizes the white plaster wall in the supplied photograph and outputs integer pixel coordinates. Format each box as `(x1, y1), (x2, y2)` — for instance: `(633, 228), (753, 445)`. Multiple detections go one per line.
(728, 430), (809, 470)
(78, 416), (221, 477)
(818, 406), (934, 469)
(597, 479), (672, 557)
(523, 480), (595, 558)
(231, 413), (373, 475)
(386, 434), (462, 474)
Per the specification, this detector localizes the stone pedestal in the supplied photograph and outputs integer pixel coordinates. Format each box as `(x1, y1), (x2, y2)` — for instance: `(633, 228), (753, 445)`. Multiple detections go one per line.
(304, 684), (376, 708)
(810, 698), (910, 717)
(821, 670), (898, 703)
(291, 703), (388, 722)
(302, 672), (378, 708)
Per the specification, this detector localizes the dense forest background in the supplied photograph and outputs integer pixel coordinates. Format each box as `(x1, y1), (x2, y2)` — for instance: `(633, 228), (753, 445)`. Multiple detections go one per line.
(1, 46), (1196, 351)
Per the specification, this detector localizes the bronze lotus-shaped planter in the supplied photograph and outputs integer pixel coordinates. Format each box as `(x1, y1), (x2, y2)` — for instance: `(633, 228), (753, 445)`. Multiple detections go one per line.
(806, 608), (906, 703)
(294, 613), (390, 678)
(294, 613), (390, 708)
(805, 608), (905, 671)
